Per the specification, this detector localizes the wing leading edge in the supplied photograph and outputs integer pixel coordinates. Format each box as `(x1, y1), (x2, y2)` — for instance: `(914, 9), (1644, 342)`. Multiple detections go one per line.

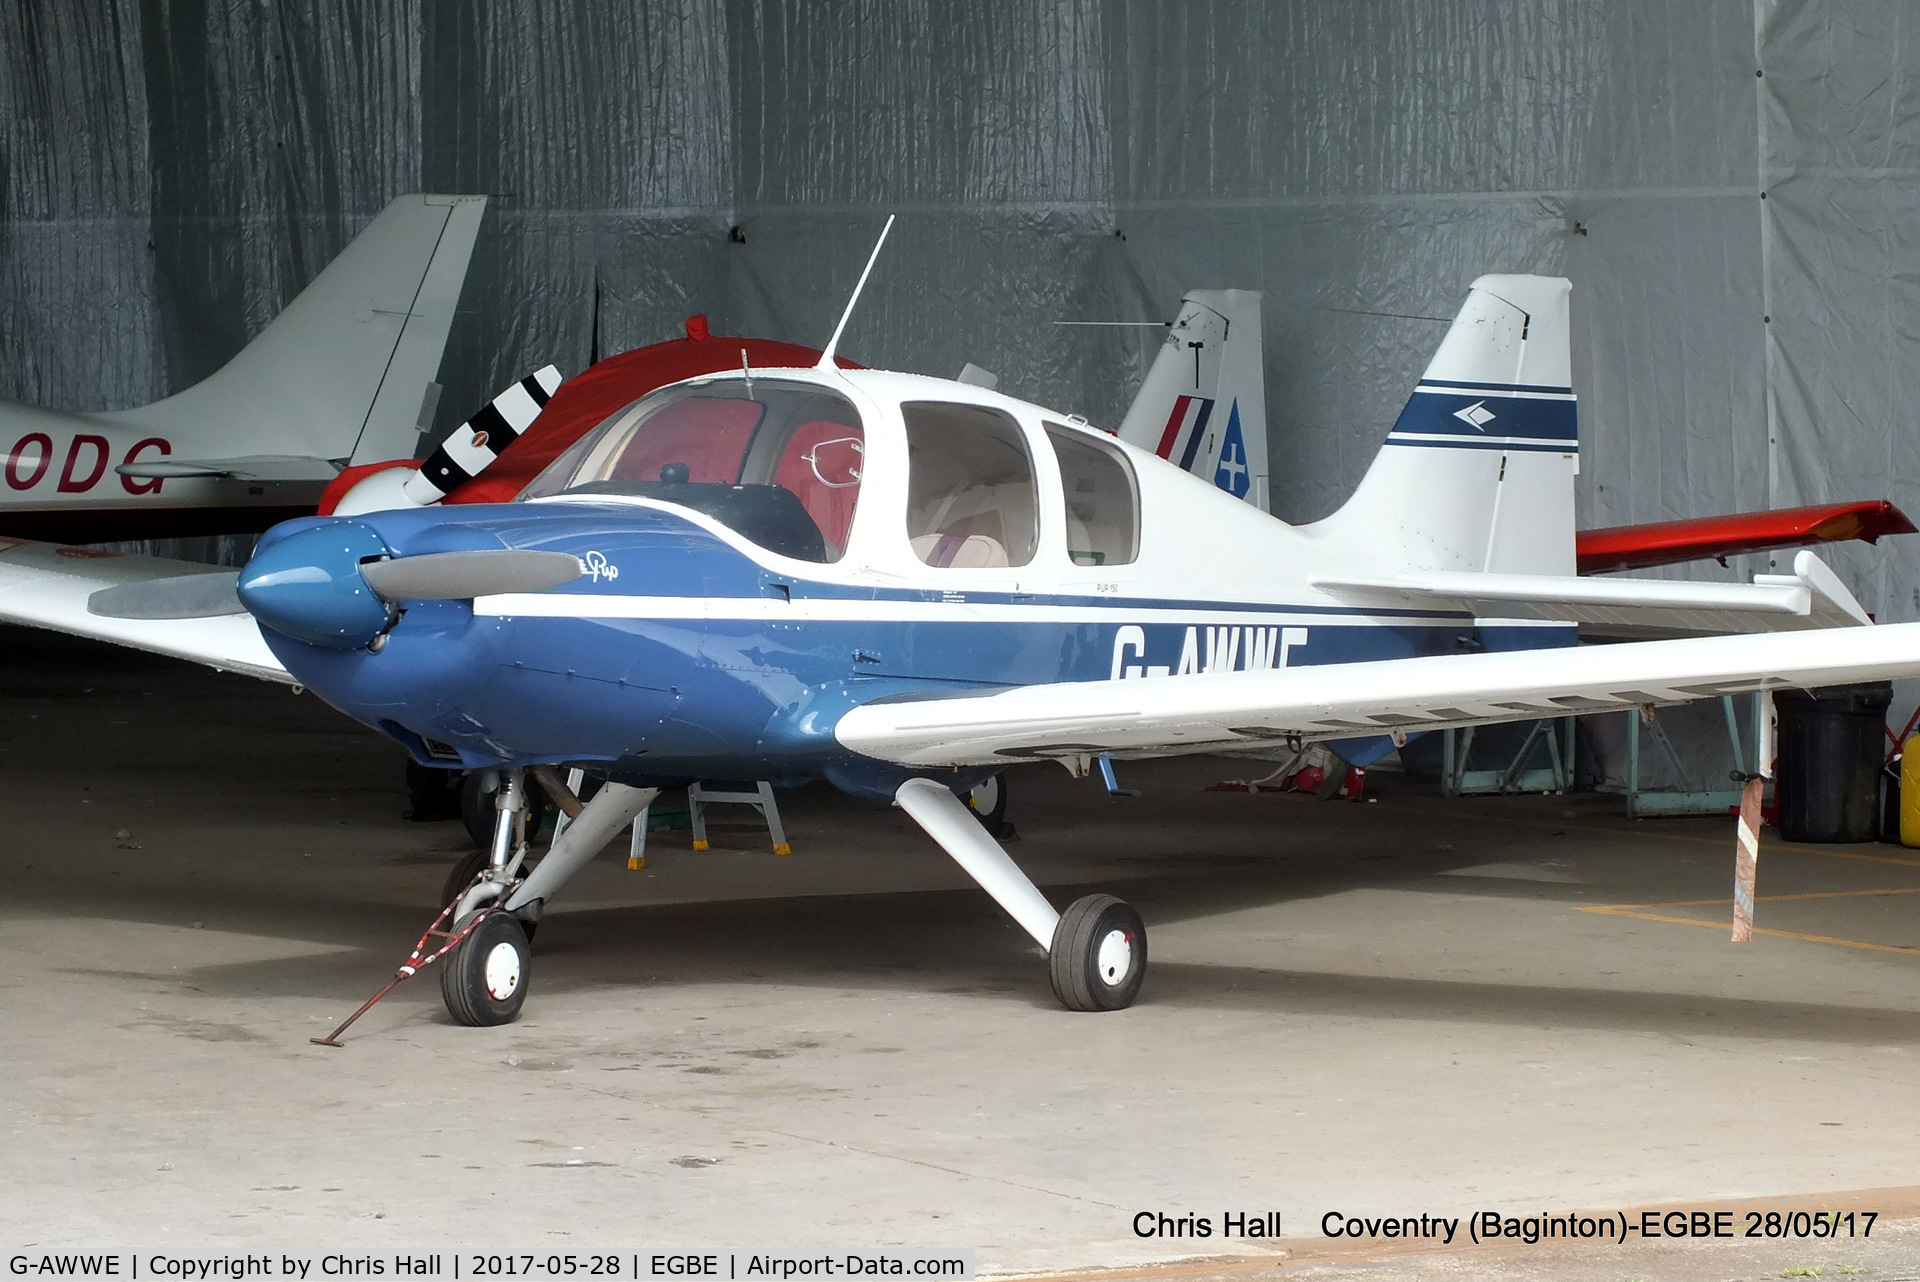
(833, 623), (1920, 767)
(0, 539), (290, 683)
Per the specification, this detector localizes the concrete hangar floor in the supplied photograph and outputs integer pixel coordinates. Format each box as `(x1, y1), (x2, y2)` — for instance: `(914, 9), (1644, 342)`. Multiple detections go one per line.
(5, 624), (1920, 1281)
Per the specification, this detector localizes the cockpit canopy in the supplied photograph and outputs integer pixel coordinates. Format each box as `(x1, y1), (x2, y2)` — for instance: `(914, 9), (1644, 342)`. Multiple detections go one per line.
(523, 371), (1143, 573)
(521, 379), (864, 563)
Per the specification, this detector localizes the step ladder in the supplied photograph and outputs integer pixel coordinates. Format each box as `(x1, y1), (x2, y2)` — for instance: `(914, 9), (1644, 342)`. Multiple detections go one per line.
(689, 780), (791, 856)
(549, 771), (791, 869)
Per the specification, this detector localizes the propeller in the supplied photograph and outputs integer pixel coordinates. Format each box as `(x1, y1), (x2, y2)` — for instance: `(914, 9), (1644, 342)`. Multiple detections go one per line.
(237, 522), (588, 650)
(88, 572), (245, 620)
(359, 550), (584, 602)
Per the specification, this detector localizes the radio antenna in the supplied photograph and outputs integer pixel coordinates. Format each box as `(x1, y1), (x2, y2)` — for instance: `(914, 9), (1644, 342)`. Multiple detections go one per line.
(816, 214), (895, 370)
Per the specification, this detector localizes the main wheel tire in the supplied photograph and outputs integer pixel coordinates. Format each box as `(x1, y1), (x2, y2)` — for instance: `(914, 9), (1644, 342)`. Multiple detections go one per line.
(459, 773), (550, 853)
(441, 910), (531, 1027)
(966, 773), (1009, 834)
(1049, 894), (1146, 1012)
(460, 774), (496, 849)
(404, 760), (463, 821)
(439, 850), (538, 942)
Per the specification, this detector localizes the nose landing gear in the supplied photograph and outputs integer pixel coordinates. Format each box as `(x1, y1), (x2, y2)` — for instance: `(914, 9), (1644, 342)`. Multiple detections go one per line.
(441, 910), (532, 1026)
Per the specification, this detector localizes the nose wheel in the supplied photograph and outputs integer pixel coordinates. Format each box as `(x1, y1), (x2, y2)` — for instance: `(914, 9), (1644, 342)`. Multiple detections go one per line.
(441, 910), (531, 1026)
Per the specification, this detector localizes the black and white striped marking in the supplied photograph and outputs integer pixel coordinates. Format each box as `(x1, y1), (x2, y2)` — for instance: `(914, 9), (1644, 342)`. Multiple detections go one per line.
(405, 365), (563, 502)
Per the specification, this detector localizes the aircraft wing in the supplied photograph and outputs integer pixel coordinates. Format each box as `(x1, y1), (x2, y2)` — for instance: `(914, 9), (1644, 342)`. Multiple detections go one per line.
(0, 538), (290, 683)
(114, 455), (342, 483)
(834, 622), (1920, 767)
(1309, 549), (1869, 633)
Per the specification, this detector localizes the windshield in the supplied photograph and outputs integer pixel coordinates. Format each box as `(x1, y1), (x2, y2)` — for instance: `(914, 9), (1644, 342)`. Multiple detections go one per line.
(521, 379), (865, 563)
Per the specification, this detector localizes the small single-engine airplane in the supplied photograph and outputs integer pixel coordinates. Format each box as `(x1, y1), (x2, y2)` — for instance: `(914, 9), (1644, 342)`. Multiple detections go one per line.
(0, 194), (484, 542)
(7, 222), (1920, 1030)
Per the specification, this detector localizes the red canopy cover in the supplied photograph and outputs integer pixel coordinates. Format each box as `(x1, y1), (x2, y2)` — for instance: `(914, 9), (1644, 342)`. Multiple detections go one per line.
(319, 318), (854, 513)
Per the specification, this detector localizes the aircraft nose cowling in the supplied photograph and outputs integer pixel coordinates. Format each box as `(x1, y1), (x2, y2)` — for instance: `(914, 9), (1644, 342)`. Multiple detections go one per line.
(236, 520), (393, 649)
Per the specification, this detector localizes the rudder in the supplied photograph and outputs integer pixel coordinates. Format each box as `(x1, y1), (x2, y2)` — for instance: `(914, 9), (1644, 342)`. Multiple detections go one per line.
(100, 194), (487, 466)
(1308, 275), (1577, 575)
(1115, 289), (1269, 511)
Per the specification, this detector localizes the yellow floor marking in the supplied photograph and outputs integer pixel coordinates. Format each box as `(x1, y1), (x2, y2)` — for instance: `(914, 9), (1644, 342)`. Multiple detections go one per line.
(1405, 802), (1920, 867)
(1577, 902), (1920, 956)
(1402, 801), (1920, 955)
(1615, 885), (1920, 910)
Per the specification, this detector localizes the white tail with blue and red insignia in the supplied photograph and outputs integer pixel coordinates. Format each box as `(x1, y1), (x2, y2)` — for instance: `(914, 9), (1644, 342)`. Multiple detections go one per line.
(1115, 289), (1269, 511)
(1305, 274), (1577, 575)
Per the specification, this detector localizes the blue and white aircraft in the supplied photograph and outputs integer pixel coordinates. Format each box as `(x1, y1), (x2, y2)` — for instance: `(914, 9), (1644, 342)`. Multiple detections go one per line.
(5, 247), (1918, 1027)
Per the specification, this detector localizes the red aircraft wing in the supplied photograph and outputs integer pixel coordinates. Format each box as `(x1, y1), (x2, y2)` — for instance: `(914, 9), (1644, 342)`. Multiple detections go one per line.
(1577, 499), (1916, 574)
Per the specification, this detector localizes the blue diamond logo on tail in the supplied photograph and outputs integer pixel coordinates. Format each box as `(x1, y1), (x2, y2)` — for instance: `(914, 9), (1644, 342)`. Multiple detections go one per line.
(1453, 400), (1496, 431)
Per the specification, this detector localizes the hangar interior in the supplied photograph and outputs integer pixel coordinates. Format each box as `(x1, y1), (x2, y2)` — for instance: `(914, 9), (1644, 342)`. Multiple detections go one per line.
(7, 1), (1920, 1276)
(12, 1), (1920, 605)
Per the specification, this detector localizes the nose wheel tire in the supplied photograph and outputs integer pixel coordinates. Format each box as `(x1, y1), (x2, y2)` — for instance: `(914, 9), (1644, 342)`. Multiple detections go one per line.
(441, 910), (532, 1027)
(1049, 894), (1146, 1012)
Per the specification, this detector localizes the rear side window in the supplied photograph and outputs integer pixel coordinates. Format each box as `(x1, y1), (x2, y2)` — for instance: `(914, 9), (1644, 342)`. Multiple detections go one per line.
(904, 402), (1038, 568)
(1046, 424), (1139, 567)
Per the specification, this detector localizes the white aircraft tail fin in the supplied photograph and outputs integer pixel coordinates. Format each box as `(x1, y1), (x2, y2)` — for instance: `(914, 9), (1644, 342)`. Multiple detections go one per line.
(1308, 274), (1577, 575)
(1115, 289), (1268, 511)
(99, 194), (487, 466)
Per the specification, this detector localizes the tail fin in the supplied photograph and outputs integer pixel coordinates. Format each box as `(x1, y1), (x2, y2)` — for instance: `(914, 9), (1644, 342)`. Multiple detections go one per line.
(100, 194), (487, 466)
(1308, 274), (1577, 575)
(1115, 289), (1268, 511)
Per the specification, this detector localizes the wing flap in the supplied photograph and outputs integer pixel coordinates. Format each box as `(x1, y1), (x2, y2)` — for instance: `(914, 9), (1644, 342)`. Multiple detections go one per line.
(1311, 549), (1869, 632)
(0, 539), (289, 683)
(834, 622), (1920, 766)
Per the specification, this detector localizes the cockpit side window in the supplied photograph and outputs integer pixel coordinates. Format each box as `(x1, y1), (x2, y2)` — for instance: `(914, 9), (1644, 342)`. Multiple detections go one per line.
(903, 402), (1038, 569)
(518, 380), (864, 564)
(1045, 424), (1139, 567)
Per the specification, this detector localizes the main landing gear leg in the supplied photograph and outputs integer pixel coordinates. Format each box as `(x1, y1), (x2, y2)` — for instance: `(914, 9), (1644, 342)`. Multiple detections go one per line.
(893, 777), (1146, 1011)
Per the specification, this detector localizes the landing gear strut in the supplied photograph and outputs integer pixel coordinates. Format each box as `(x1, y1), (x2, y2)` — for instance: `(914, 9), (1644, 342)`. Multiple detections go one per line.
(894, 777), (1146, 1011)
(317, 772), (657, 1043)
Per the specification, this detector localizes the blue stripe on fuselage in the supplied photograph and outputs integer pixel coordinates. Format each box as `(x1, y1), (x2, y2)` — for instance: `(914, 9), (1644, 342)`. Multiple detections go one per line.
(262, 501), (1579, 789)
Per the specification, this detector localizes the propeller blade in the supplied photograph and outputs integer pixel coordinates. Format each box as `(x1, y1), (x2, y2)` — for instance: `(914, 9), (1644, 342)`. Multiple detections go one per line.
(88, 572), (245, 620)
(359, 550), (584, 601)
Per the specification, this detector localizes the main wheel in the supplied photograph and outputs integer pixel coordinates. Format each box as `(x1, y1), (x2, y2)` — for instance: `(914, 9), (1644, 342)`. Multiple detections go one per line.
(439, 850), (538, 942)
(1049, 894), (1146, 1012)
(441, 910), (531, 1027)
(440, 848), (488, 908)
(966, 773), (1009, 834)
(404, 760), (463, 821)
(460, 774), (550, 852)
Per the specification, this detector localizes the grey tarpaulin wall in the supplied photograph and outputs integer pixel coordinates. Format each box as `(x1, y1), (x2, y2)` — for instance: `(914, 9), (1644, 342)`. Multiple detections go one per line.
(4, 0), (1918, 730)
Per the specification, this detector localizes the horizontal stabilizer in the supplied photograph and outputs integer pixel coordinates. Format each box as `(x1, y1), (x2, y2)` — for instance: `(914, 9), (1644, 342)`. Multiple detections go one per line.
(834, 618), (1920, 767)
(115, 455), (343, 483)
(1311, 550), (1869, 633)
(0, 539), (288, 682)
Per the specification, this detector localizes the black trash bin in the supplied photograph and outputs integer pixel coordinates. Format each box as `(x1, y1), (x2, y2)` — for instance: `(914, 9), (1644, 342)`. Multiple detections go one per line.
(1774, 682), (1892, 843)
